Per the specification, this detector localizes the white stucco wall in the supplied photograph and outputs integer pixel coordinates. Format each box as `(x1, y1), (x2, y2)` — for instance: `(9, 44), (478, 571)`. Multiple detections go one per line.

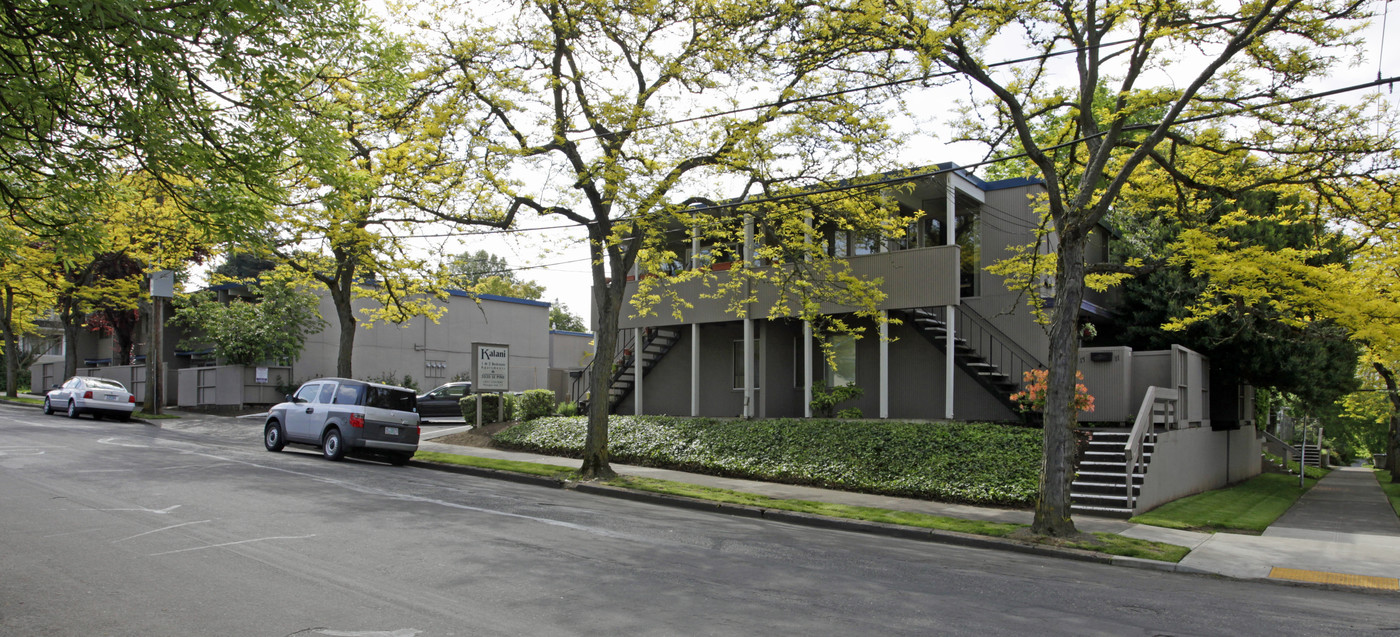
(1135, 426), (1262, 513)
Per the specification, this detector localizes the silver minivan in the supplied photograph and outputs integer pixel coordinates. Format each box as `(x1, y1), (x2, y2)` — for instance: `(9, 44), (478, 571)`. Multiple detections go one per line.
(264, 378), (420, 465)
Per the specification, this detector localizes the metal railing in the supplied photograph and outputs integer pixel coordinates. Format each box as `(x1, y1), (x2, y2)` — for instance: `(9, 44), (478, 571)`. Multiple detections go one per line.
(951, 304), (1044, 388)
(1123, 387), (1179, 506)
(572, 328), (639, 409)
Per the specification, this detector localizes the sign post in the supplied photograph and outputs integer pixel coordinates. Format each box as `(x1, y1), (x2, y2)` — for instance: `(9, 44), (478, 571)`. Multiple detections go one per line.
(471, 343), (510, 428)
(146, 270), (175, 415)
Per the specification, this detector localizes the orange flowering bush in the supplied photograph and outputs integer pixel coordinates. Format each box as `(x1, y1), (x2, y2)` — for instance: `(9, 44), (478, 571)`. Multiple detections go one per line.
(1010, 369), (1096, 414)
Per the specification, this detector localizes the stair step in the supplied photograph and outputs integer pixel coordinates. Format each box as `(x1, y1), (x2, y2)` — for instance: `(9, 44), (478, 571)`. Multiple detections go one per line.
(1070, 505), (1135, 519)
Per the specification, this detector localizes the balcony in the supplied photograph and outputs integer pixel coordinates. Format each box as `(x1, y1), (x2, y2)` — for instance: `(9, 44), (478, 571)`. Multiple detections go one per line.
(617, 245), (962, 329)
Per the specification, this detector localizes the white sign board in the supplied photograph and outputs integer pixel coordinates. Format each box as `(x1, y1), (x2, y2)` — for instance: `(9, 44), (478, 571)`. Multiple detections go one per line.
(150, 270), (176, 298)
(472, 343), (510, 392)
(255, 367), (269, 384)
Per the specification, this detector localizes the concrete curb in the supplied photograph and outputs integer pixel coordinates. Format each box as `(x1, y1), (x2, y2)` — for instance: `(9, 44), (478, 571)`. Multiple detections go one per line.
(409, 460), (567, 489)
(567, 482), (1117, 565)
(1, 397), (151, 425)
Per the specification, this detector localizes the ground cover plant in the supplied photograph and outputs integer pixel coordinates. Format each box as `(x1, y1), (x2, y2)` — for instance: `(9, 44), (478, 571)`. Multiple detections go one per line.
(493, 416), (1042, 506)
(1129, 473), (1317, 533)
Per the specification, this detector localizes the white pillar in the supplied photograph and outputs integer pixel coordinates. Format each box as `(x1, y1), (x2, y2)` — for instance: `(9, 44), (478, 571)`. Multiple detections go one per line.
(634, 327), (643, 416)
(803, 320), (813, 418)
(879, 310), (889, 419)
(691, 324), (700, 417)
(945, 177), (957, 421)
(743, 213), (755, 419)
(945, 306), (955, 420)
(691, 222), (702, 417)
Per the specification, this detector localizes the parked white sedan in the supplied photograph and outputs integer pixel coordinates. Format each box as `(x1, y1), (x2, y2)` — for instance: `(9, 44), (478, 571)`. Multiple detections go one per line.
(44, 376), (136, 421)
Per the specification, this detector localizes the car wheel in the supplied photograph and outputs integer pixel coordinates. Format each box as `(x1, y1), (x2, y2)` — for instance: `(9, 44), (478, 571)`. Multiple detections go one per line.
(66, 400), (79, 419)
(264, 422), (286, 452)
(42, 397), (53, 415)
(388, 452), (412, 466)
(322, 427), (345, 461)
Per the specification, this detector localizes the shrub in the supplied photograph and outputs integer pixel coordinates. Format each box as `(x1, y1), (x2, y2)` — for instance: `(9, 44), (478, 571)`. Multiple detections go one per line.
(493, 416), (1042, 506)
(556, 401), (580, 417)
(518, 389), (556, 421)
(810, 381), (863, 417)
(1010, 369), (1095, 414)
(460, 392), (517, 423)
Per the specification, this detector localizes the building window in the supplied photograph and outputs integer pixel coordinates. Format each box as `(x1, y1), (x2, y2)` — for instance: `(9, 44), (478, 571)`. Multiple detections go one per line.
(733, 339), (760, 390)
(825, 335), (857, 387)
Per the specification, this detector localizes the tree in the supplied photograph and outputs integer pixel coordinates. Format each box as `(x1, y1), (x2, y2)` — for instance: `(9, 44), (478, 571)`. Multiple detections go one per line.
(893, 0), (1391, 535)
(414, 0), (904, 477)
(0, 0), (360, 226)
(444, 250), (545, 299)
(1116, 187), (1361, 410)
(549, 301), (587, 333)
(261, 29), (463, 378)
(0, 242), (58, 396)
(171, 269), (327, 367)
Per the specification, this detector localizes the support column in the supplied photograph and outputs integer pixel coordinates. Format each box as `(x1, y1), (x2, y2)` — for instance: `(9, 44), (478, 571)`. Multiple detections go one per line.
(743, 213), (755, 419)
(945, 176), (957, 421)
(634, 327), (643, 416)
(691, 324), (700, 417)
(803, 320), (813, 418)
(880, 310), (889, 419)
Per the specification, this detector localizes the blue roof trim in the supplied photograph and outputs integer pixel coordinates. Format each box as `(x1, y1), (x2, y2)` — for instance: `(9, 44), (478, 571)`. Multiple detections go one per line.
(83, 358), (112, 365)
(175, 348), (215, 357)
(444, 289), (552, 308)
(982, 176), (1044, 191)
(550, 330), (594, 337)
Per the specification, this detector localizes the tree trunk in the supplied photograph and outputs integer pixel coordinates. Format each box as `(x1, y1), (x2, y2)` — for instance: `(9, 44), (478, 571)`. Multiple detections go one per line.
(2, 286), (17, 397)
(1031, 234), (1087, 537)
(579, 276), (622, 479)
(61, 303), (80, 380)
(333, 290), (356, 379)
(1373, 363), (1400, 481)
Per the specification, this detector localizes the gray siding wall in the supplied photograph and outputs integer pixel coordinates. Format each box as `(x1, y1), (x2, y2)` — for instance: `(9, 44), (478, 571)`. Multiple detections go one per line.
(295, 293), (551, 391)
(1136, 427), (1262, 513)
(618, 245), (963, 329)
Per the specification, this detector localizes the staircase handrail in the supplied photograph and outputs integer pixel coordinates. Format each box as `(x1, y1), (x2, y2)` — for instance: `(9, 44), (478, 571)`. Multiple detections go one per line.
(955, 303), (1045, 388)
(1260, 429), (1294, 461)
(572, 329), (638, 407)
(1123, 386), (1178, 506)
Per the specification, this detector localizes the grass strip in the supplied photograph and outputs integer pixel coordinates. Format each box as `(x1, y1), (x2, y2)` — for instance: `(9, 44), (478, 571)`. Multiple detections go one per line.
(1374, 470), (1400, 520)
(1, 397), (44, 405)
(1130, 472), (1316, 533)
(413, 451), (577, 479)
(604, 475), (1187, 562)
(134, 411), (179, 420)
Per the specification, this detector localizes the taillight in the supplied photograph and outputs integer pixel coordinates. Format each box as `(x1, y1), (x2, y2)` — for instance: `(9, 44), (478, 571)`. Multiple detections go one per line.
(83, 391), (93, 399)
(350, 413), (364, 428)
(128, 396), (136, 403)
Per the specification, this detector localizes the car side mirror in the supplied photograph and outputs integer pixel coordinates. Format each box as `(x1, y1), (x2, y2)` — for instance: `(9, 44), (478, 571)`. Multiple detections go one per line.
(286, 394), (301, 404)
(50, 384), (60, 389)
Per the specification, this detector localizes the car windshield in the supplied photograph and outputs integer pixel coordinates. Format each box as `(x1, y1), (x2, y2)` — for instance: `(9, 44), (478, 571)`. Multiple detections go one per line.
(365, 386), (416, 411)
(86, 379), (125, 391)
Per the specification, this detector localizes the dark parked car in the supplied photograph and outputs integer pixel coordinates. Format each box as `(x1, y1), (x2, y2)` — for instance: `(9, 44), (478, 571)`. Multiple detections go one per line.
(264, 378), (420, 465)
(416, 381), (471, 420)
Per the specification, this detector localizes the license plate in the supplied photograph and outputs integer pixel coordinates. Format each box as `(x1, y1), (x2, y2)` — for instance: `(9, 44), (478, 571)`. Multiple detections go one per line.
(104, 395), (118, 401)
(384, 426), (399, 436)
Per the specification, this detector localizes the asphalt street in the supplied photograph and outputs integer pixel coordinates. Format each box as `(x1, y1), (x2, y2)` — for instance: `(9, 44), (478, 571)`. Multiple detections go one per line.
(2, 404), (1397, 636)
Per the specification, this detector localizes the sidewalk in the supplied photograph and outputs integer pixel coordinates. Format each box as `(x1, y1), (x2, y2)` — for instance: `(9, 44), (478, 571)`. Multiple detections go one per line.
(418, 428), (1399, 591)
(1176, 466), (1400, 588)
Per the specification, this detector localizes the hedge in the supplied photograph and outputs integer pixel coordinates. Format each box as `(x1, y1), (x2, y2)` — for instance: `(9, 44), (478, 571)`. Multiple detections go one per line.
(459, 393), (516, 423)
(493, 416), (1042, 506)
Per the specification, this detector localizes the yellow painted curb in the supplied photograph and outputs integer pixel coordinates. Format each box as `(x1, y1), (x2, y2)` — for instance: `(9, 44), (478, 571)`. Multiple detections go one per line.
(1269, 567), (1400, 590)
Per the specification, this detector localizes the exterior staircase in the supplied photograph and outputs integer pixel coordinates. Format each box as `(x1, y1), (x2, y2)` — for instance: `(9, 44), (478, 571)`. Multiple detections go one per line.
(606, 327), (682, 411)
(1293, 442), (1324, 468)
(901, 305), (1040, 414)
(1071, 429), (1152, 518)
